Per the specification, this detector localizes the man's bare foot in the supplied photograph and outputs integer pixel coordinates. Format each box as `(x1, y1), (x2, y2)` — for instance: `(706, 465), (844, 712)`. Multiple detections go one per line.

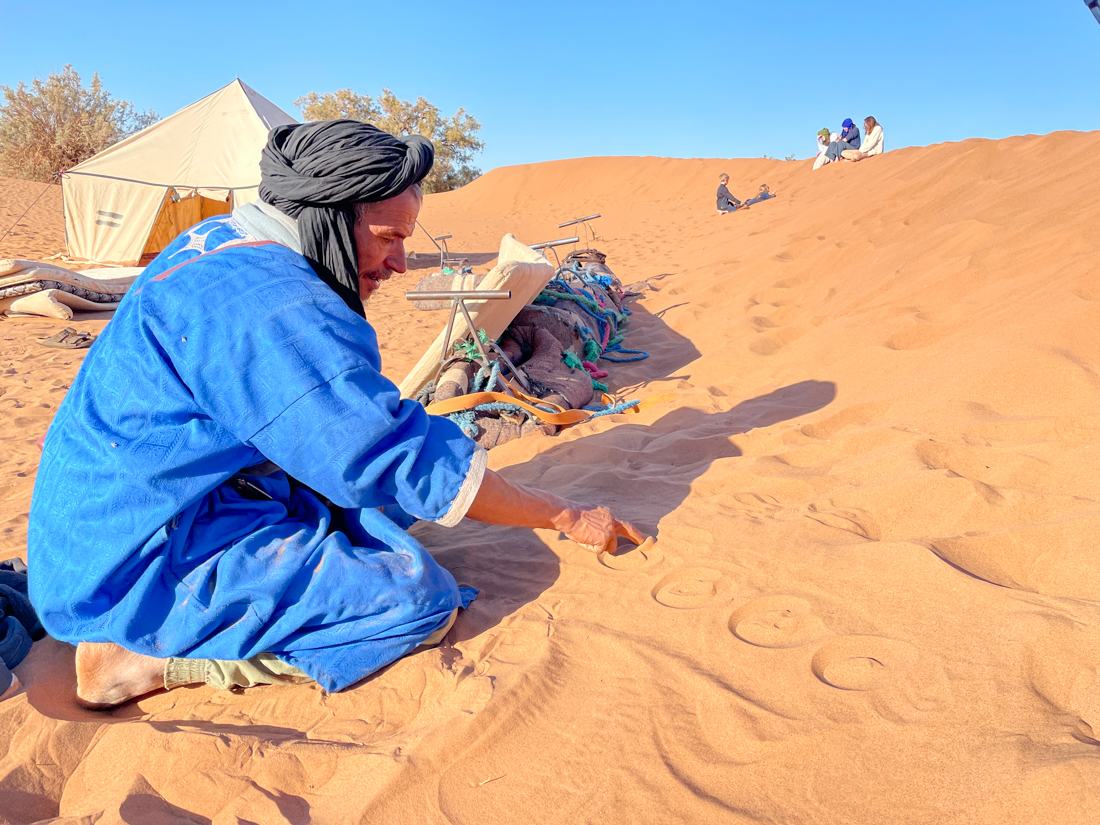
(75, 642), (167, 710)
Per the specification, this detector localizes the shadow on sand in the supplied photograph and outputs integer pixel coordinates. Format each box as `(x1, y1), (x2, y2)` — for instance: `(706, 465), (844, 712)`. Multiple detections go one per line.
(17, 379), (834, 720)
(606, 299), (701, 392)
(416, 379), (836, 645)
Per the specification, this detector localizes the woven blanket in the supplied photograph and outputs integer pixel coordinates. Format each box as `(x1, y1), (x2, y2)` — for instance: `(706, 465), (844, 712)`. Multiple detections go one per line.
(0, 281), (123, 303)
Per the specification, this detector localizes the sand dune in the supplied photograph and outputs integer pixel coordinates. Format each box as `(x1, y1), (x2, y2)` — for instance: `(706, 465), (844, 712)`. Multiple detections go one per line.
(1, 131), (1099, 823)
(0, 178), (65, 261)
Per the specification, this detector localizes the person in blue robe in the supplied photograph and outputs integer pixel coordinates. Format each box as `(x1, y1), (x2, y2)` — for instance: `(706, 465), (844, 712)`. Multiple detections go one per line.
(28, 121), (642, 708)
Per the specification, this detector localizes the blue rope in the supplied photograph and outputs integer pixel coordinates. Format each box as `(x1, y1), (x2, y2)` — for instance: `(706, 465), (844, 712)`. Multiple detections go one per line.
(538, 289), (612, 344)
(561, 262), (613, 291)
(584, 399), (641, 418)
(447, 410), (479, 437)
(472, 360), (502, 393)
(472, 401), (549, 415)
(573, 302), (611, 339)
(538, 272), (651, 367)
(600, 350), (649, 363)
(579, 286), (628, 326)
(600, 344), (649, 363)
(450, 395), (640, 431)
(580, 273), (614, 289)
(449, 395), (640, 434)
(447, 400), (554, 434)
(479, 397), (640, 420)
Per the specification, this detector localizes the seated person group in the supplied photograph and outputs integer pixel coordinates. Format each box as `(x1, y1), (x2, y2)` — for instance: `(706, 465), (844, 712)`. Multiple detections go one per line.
(815, 115), (884, 169)
(714, 115), (882, 212)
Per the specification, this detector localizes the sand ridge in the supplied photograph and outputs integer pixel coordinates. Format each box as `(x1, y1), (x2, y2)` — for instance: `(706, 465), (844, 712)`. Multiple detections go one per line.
(1, 131), (1099, 822)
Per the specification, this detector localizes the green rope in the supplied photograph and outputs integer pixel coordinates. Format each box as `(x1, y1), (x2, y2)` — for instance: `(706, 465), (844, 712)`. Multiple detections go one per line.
(453, 329), (491, 361)
(562, 350), (584, 371)
(584, 338), (602, 362)
(535, 290), (627, 326)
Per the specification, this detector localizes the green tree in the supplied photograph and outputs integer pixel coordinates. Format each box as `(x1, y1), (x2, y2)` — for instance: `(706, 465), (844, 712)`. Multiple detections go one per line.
(294, 88), (484, 193)
(0, 65), (158, 183)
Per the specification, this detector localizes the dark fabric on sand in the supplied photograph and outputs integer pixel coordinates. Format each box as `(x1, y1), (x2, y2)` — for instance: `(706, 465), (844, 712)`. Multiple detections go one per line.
(0, 558), (44, 670)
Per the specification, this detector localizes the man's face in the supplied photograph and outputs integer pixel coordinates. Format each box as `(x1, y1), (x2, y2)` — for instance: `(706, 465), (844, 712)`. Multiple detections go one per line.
(353, 186), (421, 300)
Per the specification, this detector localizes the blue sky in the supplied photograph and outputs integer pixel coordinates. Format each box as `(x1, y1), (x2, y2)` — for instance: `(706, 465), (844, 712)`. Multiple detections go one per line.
(2, 2), (1098, 171)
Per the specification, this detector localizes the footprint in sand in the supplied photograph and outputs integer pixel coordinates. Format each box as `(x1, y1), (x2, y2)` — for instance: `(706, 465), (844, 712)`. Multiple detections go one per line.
(728, 595), (830, 649)
(651, 567), (732, 609)
(599, 537), (661, 572)
(810, 635), (919, 691)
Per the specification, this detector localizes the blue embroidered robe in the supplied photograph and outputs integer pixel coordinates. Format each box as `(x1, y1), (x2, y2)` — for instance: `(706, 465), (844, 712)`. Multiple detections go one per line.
(28, 217), (478, 691)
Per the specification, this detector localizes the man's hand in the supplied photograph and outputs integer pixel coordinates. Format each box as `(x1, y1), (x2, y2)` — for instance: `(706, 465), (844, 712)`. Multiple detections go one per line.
(466, 468), (646, 553)
(552, 503), (646, 554)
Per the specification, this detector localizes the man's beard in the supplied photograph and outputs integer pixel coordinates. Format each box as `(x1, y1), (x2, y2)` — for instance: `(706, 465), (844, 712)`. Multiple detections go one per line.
(360, 269), (391, 304)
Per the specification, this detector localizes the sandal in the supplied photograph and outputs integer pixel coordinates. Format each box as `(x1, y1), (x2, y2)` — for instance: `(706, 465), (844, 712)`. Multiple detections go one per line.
(38, 328), (96, 349)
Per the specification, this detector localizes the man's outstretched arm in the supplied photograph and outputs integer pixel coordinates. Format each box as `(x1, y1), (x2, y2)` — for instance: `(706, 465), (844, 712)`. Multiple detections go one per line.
(465, 469), (645, 554)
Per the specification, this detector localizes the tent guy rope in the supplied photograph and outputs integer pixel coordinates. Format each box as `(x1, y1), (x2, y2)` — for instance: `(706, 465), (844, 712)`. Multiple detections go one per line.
(0, 175), (59, 251)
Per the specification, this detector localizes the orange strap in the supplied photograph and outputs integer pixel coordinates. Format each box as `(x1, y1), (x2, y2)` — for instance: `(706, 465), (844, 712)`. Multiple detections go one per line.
(425, 391), (594, 426)
(425, 388), (671, 427)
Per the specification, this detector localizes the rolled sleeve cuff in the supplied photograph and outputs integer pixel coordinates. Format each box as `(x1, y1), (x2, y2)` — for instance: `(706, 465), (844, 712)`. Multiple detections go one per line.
(435, 445), (487, 528)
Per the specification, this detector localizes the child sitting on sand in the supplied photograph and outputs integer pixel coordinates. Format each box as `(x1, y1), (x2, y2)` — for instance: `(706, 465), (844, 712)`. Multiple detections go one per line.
(743, 184), (776, 207)
(716, 173), (745, 214)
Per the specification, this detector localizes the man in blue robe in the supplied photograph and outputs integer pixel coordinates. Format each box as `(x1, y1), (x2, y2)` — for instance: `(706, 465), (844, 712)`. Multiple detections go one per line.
(28, 121), (642, 708)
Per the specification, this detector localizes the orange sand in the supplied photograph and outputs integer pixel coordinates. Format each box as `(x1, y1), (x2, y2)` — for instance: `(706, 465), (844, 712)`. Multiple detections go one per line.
(1, 132), (1099, 823)
(0, 177), (65, 261)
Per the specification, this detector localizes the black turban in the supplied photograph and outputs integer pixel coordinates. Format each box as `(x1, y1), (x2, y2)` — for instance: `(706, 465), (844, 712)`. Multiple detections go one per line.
(259, 120), (434, 317)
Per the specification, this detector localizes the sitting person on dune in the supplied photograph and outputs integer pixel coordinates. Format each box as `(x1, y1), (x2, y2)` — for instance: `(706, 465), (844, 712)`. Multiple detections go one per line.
(716, 173), (746, 214)
(743, 184), (776, 206)
(842, 116), (884, 162)
(822, 118), (861, 164)
(813, 128), (839, 170)
(28, 120), (643, 709)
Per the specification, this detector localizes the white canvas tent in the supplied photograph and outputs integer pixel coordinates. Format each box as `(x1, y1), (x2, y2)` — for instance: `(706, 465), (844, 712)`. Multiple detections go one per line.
(61, 79), (296, 265)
